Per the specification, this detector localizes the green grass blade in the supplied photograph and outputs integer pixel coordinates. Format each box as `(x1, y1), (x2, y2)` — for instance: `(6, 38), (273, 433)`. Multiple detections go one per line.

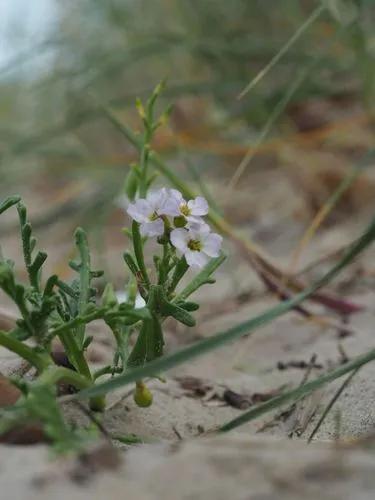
(70, 214), (375, 401)
(307, 367), (360, 443)
(220, 355), (369, 432)
(237, 4), (325, 99)
(230, 22), (349, 189)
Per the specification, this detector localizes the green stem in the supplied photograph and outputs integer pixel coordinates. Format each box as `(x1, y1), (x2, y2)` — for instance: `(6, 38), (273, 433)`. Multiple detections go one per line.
(14, 296), (35, 335)
(39, 366), (92, 390)
(158, 241), (170, 285)
(57, 329), (92, 380)
(168, 256), (189, 294)
(50, 308), (105, 337)
(0, 330), (50, 372)
(132, 221), (150, 288)
(48, 308), (108, 380)
(110, 323), (131, 373)
(93, 364), (123, 380)
(75, 228), (91, 347)
(40, 366), (105, 412)
(139, 138), (151, 198)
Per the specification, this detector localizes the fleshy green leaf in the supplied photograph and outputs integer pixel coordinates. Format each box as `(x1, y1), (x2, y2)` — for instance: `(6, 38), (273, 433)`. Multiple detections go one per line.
(127, 318), (164, 368)
(0, 196), (21, 215)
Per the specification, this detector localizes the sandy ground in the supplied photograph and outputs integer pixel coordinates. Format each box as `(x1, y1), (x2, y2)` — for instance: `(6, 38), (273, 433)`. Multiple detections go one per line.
(2, 435), (375, 500)
(2, 162), (375, 497)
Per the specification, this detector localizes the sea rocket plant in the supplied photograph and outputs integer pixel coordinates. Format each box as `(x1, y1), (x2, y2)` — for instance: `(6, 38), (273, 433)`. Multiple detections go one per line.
(118, 85), (225, 406)
(0, 84), (225, 450)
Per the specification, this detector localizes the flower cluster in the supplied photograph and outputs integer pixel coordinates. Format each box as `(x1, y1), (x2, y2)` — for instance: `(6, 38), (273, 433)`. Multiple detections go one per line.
(127, 188), (222, 268)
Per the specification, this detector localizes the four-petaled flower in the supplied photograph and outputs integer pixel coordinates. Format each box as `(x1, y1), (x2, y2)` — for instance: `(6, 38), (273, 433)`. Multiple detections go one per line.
(127, 189), (177, 237)
(169, 189), (208, 226)
(170, 226), (222, 268)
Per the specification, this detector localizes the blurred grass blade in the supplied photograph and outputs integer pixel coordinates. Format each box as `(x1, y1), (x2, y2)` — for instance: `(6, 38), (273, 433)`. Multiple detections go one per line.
(72, 214), (375, 401)
(230, 63), (313, 189)
(289, 148), (375, 274)
(230, 23), (346, 189)
(238, 4), (325, 99)
(324, 0), (359, 26)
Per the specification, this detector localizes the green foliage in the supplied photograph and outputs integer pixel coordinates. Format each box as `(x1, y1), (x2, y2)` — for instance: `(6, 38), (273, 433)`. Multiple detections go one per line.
(0, 187), (223, 448)
(0, 86), (225, 450)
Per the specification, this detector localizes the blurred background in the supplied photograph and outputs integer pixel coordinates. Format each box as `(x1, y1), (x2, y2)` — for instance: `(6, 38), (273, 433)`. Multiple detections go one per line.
(1, 0), (375, 288)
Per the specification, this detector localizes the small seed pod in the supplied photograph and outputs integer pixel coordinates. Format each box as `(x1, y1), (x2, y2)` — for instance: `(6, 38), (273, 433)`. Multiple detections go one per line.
(133, 382), (153, 407)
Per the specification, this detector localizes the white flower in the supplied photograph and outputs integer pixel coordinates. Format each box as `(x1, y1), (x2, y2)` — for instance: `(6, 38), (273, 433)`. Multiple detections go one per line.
(169, 189), (208, 226)
(170, 226), (222, 269)
(127, 188), (177, 237)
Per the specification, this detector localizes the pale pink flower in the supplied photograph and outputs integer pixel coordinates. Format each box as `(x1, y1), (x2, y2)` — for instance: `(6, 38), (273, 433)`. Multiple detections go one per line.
(170, 226), (222, 269)
(169, 189), (208, 226)
(127, 188), (177, 236)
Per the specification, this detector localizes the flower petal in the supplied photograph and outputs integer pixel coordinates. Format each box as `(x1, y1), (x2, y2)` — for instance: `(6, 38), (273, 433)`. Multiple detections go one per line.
(185, 249), (209, 268)
(160, 197), (180, 217)
(116, 194), (129, 210)
(140, 219), (164, 237)
(170, 228), (189, 253)
(186, 217), (210, 231)
(188, 196), (208, 216)
(202, 233), (222, 257)
(127, 199), (152, 223)
(169, 189), (184, 204)
(135, 294), (146, 309)
(147, 189), (167, 211)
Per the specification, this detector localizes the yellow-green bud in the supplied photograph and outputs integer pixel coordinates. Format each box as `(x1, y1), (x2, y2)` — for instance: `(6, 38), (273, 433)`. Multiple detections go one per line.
(134, 382), (153, 407)
(173, 216), (187, 228)
(89, 395), (106, 412)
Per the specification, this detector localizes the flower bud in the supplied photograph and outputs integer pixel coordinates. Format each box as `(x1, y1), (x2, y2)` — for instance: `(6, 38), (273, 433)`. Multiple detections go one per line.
(173, 215), (187, 228)
(124, 167), (138, 201)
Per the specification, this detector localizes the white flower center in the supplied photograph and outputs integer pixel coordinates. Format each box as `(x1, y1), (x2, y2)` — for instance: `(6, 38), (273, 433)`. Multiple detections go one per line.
(180, 203), (191, 217)
(148, 211), (159, 221)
